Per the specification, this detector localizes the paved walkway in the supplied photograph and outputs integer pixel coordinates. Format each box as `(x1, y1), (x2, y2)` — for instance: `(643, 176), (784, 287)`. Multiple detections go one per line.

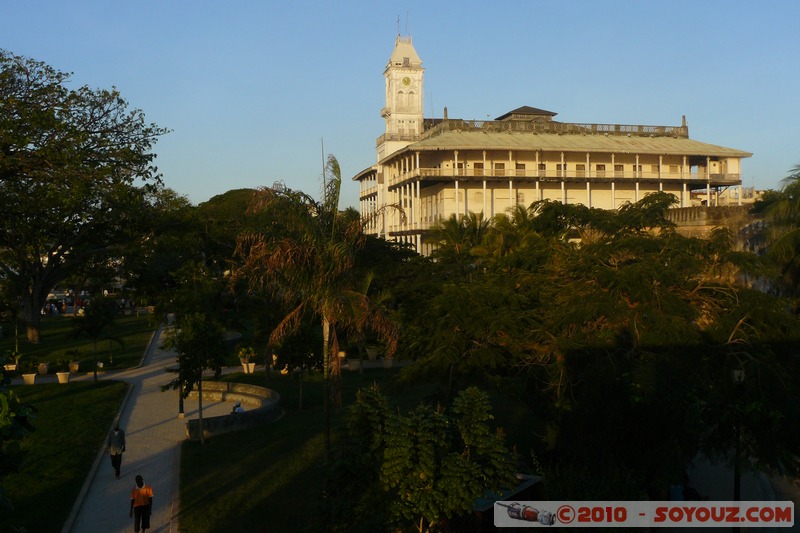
(58, 325), (235, 533)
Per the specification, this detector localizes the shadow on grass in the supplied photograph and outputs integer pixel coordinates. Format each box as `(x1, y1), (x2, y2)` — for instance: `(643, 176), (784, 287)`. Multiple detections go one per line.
(2, 381), (128, 532)
(178, 367), (444, 532)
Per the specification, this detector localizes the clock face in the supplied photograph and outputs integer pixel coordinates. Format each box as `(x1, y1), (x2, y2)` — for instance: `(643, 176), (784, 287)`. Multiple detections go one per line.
(402, 76), (411, 86)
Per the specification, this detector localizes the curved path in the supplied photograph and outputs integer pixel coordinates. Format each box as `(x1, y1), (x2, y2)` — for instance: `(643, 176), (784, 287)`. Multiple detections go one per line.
(61, 325), (234, 533)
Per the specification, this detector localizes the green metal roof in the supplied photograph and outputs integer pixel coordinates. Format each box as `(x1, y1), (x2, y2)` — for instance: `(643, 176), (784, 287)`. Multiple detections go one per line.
(397, 130), (752, 159)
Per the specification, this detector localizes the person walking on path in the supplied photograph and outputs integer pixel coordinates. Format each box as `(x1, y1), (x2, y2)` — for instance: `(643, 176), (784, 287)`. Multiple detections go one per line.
(106, 423), (126, 479)
(63, 321), (236, 533)
(130, 474), (154, 533)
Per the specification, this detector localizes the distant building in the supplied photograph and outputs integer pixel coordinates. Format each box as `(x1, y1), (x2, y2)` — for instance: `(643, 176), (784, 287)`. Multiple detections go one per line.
(353, 36), (752, 255)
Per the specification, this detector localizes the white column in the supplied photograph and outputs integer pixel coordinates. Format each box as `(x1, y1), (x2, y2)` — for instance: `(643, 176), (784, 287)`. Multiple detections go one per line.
(611, 181), (616, 209)
(483, 150), (488, 216)
(416, 181), (421, 228)
(482, 179), (487, 218)
(455, 179), (460, 218)
(586, 153), (591, 178)
(682, 156), (687, 207)
(659, 155), (663, 191)
(561, 152), (566, 203)
(611, 154), (616, 209)
(536, 151), (541, 202)
(509, 150), (515, 211)
(738, 184), (742, 207)
(586, 182), (591, 208)
(402, 185), (407, 231)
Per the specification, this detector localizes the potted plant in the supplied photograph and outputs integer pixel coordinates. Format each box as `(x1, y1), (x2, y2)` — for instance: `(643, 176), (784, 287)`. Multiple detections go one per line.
(365, 344), (379, 362)
(37, 360), (49, 376)
(238, 346), (256, 374)
(21, 360), (37, 385)
(4, 349), (22, 372)
(66, 349), (81, 373)
(55, 360), (70, 384)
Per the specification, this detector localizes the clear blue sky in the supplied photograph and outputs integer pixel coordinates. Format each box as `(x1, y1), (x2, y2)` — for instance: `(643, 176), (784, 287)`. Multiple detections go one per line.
(4, 1), (798, 209)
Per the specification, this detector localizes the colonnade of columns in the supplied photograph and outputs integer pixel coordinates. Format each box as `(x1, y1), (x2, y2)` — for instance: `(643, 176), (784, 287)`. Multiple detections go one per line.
(360, 150), (742, 255)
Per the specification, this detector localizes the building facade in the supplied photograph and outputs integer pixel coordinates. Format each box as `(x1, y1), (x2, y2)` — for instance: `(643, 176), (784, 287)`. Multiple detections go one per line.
(353, 36), (752, 255)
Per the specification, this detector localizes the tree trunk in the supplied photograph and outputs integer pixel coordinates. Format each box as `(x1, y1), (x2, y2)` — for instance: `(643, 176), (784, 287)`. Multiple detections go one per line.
(93, 340), (98, 383)
(298, 366), (304, 410)
(198, 372), (205, 445)
(322, 317), (330, 462)
(22, 296), (42, 344)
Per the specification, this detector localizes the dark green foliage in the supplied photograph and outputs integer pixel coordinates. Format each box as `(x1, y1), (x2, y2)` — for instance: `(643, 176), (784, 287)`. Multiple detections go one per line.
(331, 385), (516, 532)
(0, 388), (35, 517)
(0, 49), (168, 342)
(408, 191), (800, 498)
(71, 295), (123, 382)
(162, 313), (227, 399)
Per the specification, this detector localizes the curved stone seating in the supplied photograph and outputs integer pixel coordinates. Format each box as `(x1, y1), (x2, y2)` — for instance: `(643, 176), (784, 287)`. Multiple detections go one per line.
(184, 381), (281, 441)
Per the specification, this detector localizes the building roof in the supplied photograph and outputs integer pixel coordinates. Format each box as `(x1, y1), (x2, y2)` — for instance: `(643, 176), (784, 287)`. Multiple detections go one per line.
(386, 129), (752, 161)
(495, 106), (558, 120)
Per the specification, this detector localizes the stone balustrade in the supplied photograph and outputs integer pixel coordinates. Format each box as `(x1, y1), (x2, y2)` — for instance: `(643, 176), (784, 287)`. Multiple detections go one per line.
(184, 381), (281, 441)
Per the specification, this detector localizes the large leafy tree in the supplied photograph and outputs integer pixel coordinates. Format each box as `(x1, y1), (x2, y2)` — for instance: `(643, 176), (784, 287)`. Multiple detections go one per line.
(0, 49), (168, 342)
(122, 188), (201, 312)
(405, 192), (800, 497)
(331, 385), (517, 532)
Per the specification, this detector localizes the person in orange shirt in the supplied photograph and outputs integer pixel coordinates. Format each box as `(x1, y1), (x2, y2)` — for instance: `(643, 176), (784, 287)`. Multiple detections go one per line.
(129, 474), (154, 533)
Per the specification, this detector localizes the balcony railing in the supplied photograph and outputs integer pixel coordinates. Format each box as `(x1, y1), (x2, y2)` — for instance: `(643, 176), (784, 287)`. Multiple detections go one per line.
(419, 118), (690, 140)
(384, 168), (741, 187)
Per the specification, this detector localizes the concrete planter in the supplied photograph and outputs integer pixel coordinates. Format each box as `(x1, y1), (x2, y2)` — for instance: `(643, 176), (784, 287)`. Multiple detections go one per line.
(56, 371), (70, 384)
(37, 362), (49, 375)
(22, 373), (36, 385)
(69, 361), (80, 373)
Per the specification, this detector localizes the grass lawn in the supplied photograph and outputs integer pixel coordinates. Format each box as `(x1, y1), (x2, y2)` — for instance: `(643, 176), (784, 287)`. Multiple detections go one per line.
(1, 314), (156, 372)
(178, 366), (442, 533)
(1, 380), (129, 532)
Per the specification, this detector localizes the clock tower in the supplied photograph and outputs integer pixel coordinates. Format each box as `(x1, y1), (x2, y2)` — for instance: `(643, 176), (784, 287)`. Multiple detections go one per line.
(379, 35), (424, 159)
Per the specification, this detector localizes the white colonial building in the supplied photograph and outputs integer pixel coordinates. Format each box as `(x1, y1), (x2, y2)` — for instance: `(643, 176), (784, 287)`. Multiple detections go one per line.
(354, 36), (752, 255)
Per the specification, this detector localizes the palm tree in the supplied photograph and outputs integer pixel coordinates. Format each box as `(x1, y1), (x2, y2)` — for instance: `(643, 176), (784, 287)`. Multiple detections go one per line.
(234, 154), (397, 459)
(424, 211), (491, 266)
(764, 166), (800, 295)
